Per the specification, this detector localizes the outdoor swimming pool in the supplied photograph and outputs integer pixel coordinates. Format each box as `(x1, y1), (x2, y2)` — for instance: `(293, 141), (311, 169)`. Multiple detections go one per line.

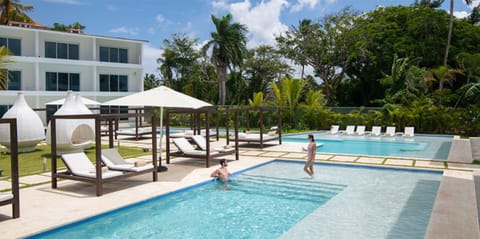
(27, 160), (442, 239)
(283, 132), (453, 160)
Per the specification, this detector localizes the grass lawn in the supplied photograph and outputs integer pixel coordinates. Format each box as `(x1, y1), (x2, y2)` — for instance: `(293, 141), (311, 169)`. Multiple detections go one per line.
(0, 144), (151, 178)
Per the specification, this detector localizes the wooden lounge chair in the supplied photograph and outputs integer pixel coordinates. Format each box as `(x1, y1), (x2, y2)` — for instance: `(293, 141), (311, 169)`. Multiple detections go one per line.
(385, 126), (396, 137)
(62, 152), (123, 179)
(355, 125), (366, 135)
(101, 148), (154, 172)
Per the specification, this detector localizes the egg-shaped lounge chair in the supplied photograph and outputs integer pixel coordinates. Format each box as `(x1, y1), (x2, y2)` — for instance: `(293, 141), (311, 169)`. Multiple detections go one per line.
(46, 92), (95, 154)
(0, 93), (45, 152)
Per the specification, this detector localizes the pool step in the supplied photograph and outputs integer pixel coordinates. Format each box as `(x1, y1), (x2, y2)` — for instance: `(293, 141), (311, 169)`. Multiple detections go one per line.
(232, 174), (346, 203)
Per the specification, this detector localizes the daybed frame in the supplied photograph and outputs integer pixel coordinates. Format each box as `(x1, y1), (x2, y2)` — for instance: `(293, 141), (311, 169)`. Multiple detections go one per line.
(166, 107), (240, 168)
(50, 113), (159, 196)
(0, 118), (20, 218)
(226, 107), (282, 148)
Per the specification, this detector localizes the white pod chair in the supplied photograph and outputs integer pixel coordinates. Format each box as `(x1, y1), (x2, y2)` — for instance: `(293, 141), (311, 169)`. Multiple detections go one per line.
(46, 92), (95, 154)
(0, 93), (45, 152)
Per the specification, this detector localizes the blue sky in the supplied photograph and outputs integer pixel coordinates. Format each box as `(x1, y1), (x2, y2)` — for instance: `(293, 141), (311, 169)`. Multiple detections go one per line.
(21, 0), (479, 75)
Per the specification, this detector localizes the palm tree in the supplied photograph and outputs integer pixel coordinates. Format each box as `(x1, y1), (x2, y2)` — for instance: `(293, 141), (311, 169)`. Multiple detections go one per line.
(444, 0), (472, 66)
(272, 77), (306, 128)
(0, 46), (12, 90)
(0, 0), (34, 25)
(203, 13), (247, 105)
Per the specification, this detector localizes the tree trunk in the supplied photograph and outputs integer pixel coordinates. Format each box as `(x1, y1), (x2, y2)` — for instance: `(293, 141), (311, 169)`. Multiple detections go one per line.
(444, 0), (454, 67)
(217, 65), (227, 105)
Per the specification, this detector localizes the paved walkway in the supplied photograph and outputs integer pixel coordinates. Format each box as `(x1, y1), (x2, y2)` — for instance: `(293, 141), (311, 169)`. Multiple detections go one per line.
(0, 139), (479, 238)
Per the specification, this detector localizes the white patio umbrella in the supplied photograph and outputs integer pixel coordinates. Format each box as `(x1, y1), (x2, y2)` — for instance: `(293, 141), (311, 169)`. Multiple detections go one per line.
(102, 86), (212, 169)
(46, 95), (101, 105)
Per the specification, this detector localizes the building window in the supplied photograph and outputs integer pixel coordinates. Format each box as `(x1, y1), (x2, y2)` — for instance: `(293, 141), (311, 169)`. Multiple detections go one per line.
(0, 105), (11, 117)
(99, 74), (128, 92)
(0, 37), (21, 56)
(45, 72), (80, 91)
(99, 47), (128, 63)
(7, 70), (21, 90)
(45, 41), (79, 60)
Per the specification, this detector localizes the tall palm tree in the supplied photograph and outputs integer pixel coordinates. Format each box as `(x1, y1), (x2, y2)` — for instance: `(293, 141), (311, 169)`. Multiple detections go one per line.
(0, 46), (12, 90)
(444, 0), (472, 66)
(203, 13), (247, 105)
(0, 0), (34, 25)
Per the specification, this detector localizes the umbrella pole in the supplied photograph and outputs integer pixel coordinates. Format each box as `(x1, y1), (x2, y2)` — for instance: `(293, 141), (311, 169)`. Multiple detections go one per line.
(158, 106), (168, 172)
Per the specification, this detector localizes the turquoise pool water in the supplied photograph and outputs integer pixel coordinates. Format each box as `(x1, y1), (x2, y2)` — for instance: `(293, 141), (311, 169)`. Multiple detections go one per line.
(27, 161), (442, 239)
(283, 132), (453, 160)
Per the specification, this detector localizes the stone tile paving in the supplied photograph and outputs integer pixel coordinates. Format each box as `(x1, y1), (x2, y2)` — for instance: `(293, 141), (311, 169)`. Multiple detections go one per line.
(385, 159), (414, 166)
(356, 157), (385, 164)
(330, 155), (358, 162)
(19, 175), (51, 185)
(241, 150), (265, 156)
(0, 180), (13, 191)
(261, 151), (288, 157)
(447, 162), (480, 171)
(315, 154), (333, 160)
(415, 160), (446, 169)
(282, 152), (307, 159)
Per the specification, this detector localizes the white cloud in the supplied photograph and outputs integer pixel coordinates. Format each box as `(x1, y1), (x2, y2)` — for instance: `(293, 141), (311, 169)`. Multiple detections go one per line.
(223, 0), (289, 48)
(155, 14), (166, 24)
(42, 0), (83, 5)
(290, 0), (318, 13)
(454, 11), (470, 19)
(142, 44), (163, 75)
(109, 26), (140, 35)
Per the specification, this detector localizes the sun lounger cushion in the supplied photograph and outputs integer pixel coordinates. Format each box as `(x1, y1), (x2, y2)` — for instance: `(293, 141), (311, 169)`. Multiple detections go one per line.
(62, 152), (123, 178)
(101, 148), (153, 172)
(0, 192), (13, 202)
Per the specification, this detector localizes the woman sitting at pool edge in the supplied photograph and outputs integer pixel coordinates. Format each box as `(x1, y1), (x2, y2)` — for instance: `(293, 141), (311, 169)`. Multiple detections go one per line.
(210, 159), (231, 182)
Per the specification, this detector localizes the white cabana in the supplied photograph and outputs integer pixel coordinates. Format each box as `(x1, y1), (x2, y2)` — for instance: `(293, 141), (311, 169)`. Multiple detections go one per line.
(0, 93), (45, 152)
(45, 96), (101, 105)
(46, 92), (95, 154)
(102, 86), (212, 168)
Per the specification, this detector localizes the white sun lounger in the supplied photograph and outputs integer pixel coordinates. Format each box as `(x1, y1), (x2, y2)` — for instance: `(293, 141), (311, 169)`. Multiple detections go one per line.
(370, 126), (382, 137)
(404, 127), (415, 137)
(62, 152), (123, 179)
(329, 125), (340, 134)
(101, 148), (154, 172)
(385, 126), (396, 137)
(191, 135), (235, 153)
(344, 125), (355, 135)
(355, 125), (366, 135)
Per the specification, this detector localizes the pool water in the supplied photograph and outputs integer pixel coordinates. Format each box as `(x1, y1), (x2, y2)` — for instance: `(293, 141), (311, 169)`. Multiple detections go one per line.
(27, 161), (442, 239)
(284, 133), (453, 160)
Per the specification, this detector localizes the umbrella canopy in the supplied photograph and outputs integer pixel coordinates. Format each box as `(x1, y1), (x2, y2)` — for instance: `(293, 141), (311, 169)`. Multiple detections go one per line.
(102, 86), (212, 170)
(46, 95), (101, 105)
(102, 86), (211, 108)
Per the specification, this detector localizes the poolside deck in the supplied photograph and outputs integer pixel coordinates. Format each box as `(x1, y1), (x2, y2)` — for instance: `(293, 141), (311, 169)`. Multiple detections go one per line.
(0, 138), (479, 238)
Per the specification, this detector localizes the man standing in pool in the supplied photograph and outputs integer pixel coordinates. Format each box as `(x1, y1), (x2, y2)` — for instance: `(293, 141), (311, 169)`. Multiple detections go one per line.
(210, 159), (231, 182)
(303, 134), (316, 178)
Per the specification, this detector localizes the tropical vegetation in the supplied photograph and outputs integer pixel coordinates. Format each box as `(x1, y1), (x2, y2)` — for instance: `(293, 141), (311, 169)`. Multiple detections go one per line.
(155, 3), (480, 136)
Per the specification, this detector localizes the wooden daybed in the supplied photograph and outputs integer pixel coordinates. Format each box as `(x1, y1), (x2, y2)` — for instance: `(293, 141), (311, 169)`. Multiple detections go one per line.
(50, 113), (159, 196)
(166, 107), (240, 168)
(226, 107), (282, 148)
(0, 118), (20, 218)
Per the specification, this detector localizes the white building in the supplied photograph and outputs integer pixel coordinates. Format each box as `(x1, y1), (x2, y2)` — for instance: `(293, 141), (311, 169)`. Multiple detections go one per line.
(0, 23), (146, 123)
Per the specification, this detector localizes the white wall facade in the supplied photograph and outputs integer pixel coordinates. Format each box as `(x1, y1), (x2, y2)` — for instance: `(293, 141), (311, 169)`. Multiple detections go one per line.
(0, 25), (147, 123)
